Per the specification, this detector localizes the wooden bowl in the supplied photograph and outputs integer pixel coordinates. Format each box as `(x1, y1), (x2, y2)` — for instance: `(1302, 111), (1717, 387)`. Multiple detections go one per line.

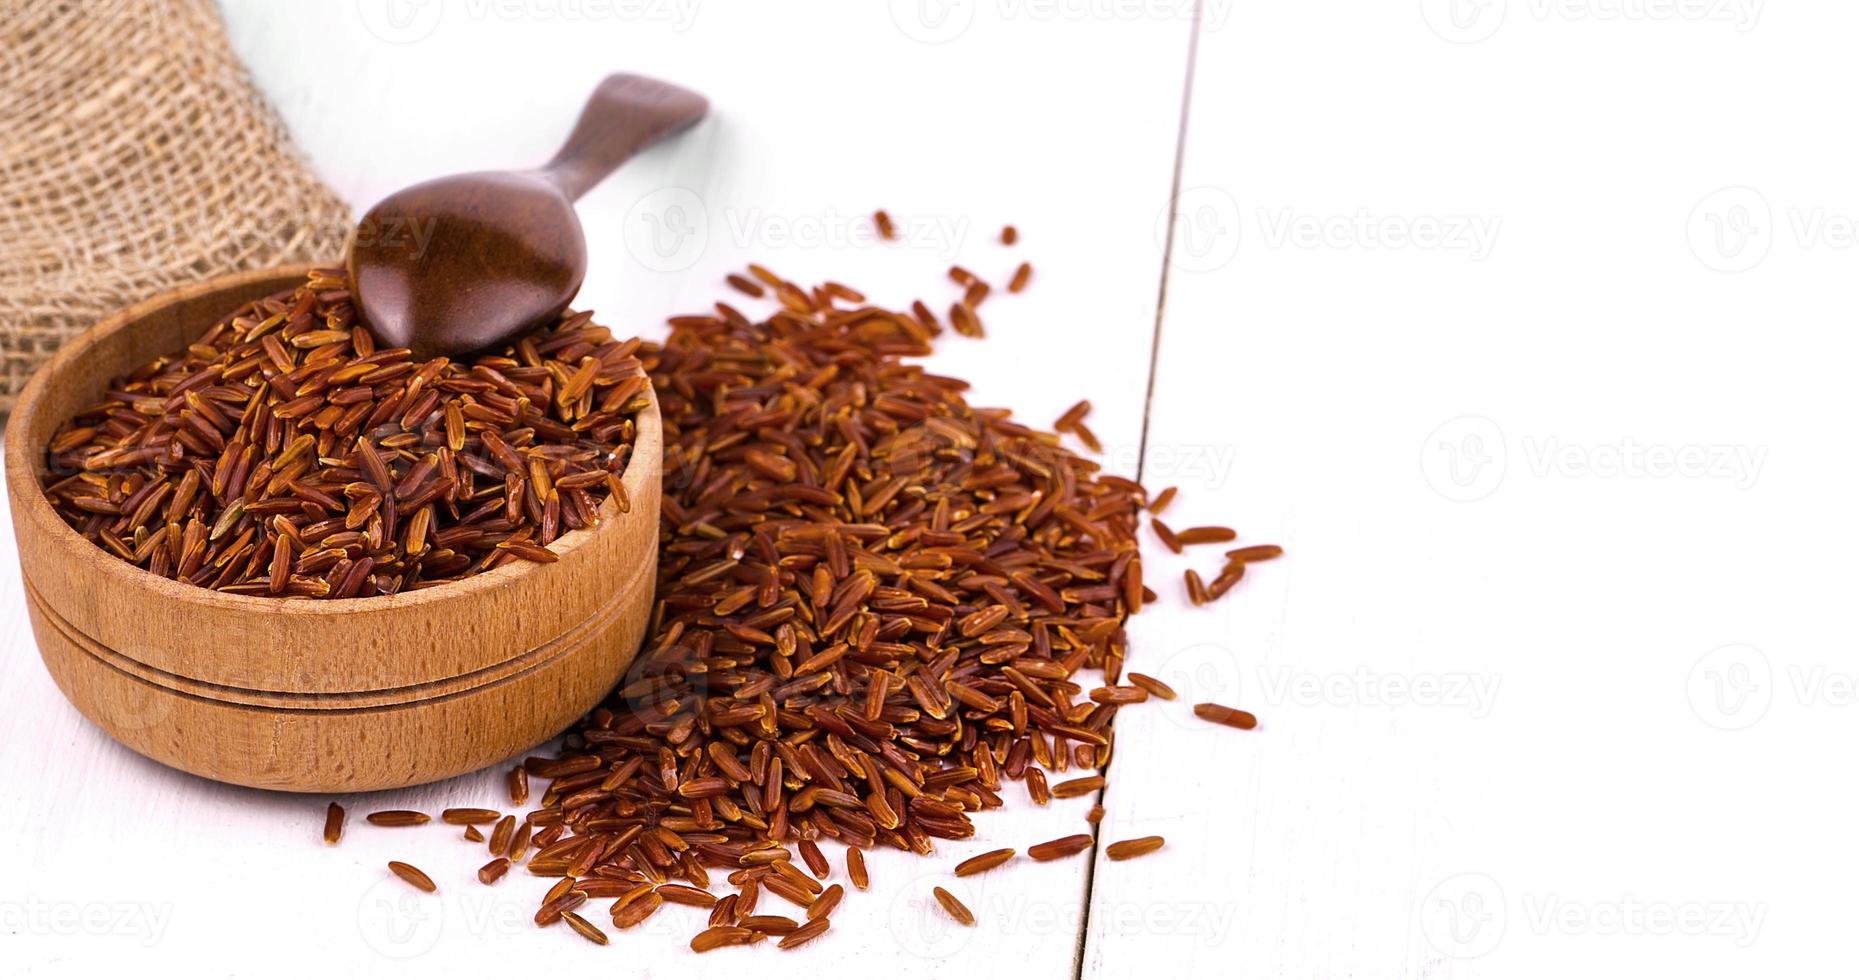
(2, 266), (661, 793)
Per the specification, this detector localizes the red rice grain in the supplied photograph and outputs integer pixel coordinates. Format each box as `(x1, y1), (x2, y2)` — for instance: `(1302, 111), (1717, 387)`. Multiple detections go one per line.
(1051, 775), (1106, 799)
(1027, 834), (1094, 861)
(659, 884), (719, 908)
(1127, 672), (1178, 700)
(1194, 702), (1259, 730)
(806, 883), (843, 920)
(949, 300), (984, 338)
(846, 847), (869, 891)
(691, 926), (758, 952)
(1226, 544), (1285, 563)
(932, 887), (975, 926)
(323, 802), (343, 844)
(563, 910), (609, 945)
(778, 916), (831, 949)
(1105, 836), (1166, 861)
(1027, 767), (1051, 805)
(508, 765), (529, 807)
(367, 810), (430, 827)
(611, 892), (662, 929)
(1185, 569), (1208, 605)
(543, 874), (581, 906)
(1209, 565), (1245, 600)
(1176, 526), (1238, 545)
(954, 848), (1015, 877)
(489, 815), (515, 855)
(762, 875), (817, 909)
(709, 899), (738, 930)
(739, 915), (798, 935)
(388, 861), (437, 893)
(1008, 262), (1032, 293)
(479, 858), (511, 884)
(797, 839), (830, 880)
(535, 889), (588, 926)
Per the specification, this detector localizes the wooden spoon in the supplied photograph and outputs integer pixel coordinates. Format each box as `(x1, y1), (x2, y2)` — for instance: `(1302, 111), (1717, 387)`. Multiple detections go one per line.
(348, 73), (708, 358)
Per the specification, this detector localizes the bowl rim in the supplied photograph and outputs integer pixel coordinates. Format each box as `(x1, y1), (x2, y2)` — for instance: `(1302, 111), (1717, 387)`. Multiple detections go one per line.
(3, 264), (660, 620)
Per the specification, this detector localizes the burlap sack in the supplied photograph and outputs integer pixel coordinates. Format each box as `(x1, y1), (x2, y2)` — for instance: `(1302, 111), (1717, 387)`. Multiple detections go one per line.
(0, 0), (353, 413)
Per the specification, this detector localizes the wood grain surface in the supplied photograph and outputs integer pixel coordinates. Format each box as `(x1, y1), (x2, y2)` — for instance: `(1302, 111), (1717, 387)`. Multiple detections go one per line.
(4, 267), (664, 791)
(4, 0), (1851, 978)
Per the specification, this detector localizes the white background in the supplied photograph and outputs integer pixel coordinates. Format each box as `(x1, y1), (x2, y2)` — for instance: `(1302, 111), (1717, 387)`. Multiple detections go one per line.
(2, 0), (1851, 976)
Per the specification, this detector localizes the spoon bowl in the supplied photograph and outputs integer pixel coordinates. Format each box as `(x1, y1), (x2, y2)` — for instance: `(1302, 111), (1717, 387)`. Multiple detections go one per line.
(349, 73), (708, 358)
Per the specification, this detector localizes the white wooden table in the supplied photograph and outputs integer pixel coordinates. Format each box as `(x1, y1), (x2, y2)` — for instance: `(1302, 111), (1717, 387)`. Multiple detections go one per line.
(3, 1), (1854, 976)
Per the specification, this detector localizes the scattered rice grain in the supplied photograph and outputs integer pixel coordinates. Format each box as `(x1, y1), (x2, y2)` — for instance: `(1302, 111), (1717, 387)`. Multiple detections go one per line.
(1027, 834), (1094, 861)
(1008, 262), (1032, 293)
(954, 848), (1015, 877)
(778, 916), (830, 950)
(932, 887), (975, 926)
(806, 883), (843, 920)
(1177, 526), (1237, 545)
(1052, 775), (1106, 799)
(1105, 836), (1166, 861)
(1193, 702), (1259, 730)
(368, 810), (430, 827)
(1151, 518), (1182, 553)
(1127, 672), (1178, 700)
(388, 861), (436, 893)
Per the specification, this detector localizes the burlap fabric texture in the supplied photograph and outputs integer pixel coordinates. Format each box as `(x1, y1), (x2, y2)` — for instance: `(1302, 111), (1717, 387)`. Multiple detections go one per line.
(0, 0), (353, 413)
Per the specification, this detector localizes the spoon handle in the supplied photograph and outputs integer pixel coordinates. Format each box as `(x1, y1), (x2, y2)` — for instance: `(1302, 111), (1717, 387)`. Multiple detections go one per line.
(538, 73), (710, 201)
